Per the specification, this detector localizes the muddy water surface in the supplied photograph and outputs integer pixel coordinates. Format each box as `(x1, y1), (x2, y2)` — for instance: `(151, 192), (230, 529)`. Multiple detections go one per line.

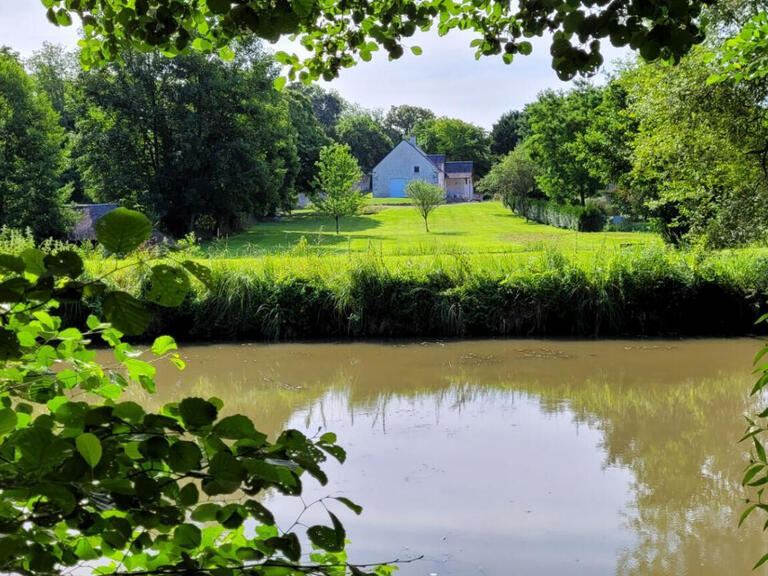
(131, 339), (768, 576)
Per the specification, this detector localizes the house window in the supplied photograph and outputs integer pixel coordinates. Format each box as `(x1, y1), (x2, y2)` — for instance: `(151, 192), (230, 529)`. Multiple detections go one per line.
(414, 166), (420, 173)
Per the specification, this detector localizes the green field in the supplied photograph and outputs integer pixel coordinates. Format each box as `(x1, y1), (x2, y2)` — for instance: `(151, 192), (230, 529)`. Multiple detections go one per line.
(207, 201), (659, 258)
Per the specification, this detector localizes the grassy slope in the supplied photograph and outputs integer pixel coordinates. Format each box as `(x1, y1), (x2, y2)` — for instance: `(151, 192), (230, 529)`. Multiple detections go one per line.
(207, 201), (659, 258)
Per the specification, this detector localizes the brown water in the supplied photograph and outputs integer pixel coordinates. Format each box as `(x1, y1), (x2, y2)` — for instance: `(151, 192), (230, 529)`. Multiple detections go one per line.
(130, 339), (768, 575)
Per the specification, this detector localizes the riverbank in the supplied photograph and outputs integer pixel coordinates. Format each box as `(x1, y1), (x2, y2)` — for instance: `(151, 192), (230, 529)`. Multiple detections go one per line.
(87, 246), (768, 341)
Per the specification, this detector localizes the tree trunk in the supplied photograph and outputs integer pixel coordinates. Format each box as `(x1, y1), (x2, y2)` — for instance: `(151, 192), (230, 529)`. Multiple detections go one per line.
(335, 215), (340, 234)
(579, 190), (586, 206)
(424, 217), (430, 232)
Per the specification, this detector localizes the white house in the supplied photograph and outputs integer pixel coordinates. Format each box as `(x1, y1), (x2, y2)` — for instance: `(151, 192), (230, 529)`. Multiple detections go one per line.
(372, 138), (474, 202)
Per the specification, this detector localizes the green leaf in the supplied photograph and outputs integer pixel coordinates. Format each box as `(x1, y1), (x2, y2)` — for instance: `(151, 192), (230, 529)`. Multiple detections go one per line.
(0, 329), (21, 361)
(179, 397), (218, 428)
(0, 408), (17, 435)
(306, 512), (345, 552)
(213, 414), (256, 439)
(151, 335), (178, 355)
(146, 265), (190, 307)
(756, 551), (768, 569)
(167, 441), (203, 473)
(740, 503), (757, 527)
(0, 277), (30, 303)
(179, 483), (199, 506)
(334, 496), (363, 515)
(411, 45), (422, 55)
(95, 208), (152, 255)
(273, 76), (287, 90)
(20, 248), (47, 277)
(102, 291), (151, 336)
(756, 437), (766, 463)
(76, 433), (102, 468)
(0, 254), (24, 274)
(43, 251), (84, 278)
(173, 524), (202, 549)
(191, 503), (221, 522)
(181, 260), (213, 289)
(290, 0), (313, 17)
(207, 0), (231, 15)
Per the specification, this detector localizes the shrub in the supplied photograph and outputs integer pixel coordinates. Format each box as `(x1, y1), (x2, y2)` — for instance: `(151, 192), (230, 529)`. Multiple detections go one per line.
(511, 198), (606, 232)
(405, 180), (444, 232)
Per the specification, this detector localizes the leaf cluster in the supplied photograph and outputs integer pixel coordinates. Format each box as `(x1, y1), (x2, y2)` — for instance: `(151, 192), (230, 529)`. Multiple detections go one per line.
(43, 0), (714, 82)
(0, 208), (368, 576)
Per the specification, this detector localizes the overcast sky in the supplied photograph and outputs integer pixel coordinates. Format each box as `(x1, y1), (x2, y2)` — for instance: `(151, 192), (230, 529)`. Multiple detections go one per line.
(1, 2), (630, 129)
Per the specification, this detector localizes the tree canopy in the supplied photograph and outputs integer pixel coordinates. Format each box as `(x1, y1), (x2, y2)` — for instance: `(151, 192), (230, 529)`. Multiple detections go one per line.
(524, 82), (604, 206)
(385, 105), (435, 142)
(414, 117), (491, 176)
(490, 110), (527, 157)
(74, 41), (300, 237)
(46, 0), (714, 81)
(0, 50), (71, 238)
(335, 111), (393, 173)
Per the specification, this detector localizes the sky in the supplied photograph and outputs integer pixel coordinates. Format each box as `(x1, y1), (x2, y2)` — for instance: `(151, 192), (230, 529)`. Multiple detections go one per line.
(1, 2), (630, 129)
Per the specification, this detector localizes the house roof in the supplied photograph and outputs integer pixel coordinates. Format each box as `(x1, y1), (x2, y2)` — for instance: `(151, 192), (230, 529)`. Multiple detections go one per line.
(426, 154), (446, 167)
(70, 203), (119, 241)
(445, 161), (474, 174)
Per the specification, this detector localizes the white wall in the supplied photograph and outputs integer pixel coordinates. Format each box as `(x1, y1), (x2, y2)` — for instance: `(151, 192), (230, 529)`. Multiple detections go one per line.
(445, 175), (473, 202)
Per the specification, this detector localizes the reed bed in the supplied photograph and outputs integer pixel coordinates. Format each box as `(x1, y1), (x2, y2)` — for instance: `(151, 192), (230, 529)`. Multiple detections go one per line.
(82, 244), (768, 341)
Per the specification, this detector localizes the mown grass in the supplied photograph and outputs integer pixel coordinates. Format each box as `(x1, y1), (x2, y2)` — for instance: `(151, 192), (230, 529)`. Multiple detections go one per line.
(85, 244), (768, 341)
(208, 202), (659, 257)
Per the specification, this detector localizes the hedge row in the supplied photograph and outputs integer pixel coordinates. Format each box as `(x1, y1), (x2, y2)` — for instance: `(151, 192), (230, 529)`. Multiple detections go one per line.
(85, 248), (768, 341)
(512, 198), (605, 232)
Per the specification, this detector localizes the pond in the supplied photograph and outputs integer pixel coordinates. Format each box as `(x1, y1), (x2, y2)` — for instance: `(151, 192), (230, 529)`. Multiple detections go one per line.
(133, 339), (767, 576)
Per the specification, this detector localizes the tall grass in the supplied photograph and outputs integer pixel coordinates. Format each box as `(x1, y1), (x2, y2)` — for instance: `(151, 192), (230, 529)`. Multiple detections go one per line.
(82, 245), (768, 341)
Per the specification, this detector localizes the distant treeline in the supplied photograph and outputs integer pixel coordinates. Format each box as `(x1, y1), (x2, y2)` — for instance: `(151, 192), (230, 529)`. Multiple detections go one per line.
(1, 42), (494, 239)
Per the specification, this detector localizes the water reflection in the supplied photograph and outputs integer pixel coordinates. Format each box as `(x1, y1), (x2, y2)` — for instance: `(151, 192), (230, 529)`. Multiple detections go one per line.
(128, 339), (767, 575)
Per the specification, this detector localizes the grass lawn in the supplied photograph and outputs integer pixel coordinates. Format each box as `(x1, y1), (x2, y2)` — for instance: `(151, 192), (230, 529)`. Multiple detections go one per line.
(206, 201), (659, 258)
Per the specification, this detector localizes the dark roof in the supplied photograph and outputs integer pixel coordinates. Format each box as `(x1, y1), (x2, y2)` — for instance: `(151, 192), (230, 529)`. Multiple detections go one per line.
(70, 203), (119, 241)
(445, 161), (473, 174)
(426, 154), (446, 167)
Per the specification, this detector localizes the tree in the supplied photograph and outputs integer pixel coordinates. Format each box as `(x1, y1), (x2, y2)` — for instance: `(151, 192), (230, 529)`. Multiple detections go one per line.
(289, 83), (345, 137)
(74, 42), (299, 237)
(490, 110), (527, 156)
(0, 209), (369, 576)
(405, 180), (444, 232)
(0, 49), (71, 238)
(312, 143), (364, 234)
(617, 48), (768, 246)
(523, 82), (604, 206)
(576, 80), (635, 192)
(284, 87), (332, 194)
(334, 111), (393, 173)
(26, 43), (87, 202)
(478, 147), (540, 218)
(25, 43), (79, 131)
(414, 117), (491, 176)
(43, 0), (712, 82)
(384, 105), (435, 142)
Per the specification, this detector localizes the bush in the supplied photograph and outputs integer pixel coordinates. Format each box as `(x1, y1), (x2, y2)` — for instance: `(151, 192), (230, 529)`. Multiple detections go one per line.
(512, 198), (606, 232)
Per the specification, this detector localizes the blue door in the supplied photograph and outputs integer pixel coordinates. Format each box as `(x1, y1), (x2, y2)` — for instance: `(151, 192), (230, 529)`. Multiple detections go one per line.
(389, 178), (407, 197)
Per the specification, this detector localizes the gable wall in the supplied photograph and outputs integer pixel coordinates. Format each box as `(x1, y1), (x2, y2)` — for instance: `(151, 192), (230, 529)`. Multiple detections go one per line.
(372, 141), (440, 197)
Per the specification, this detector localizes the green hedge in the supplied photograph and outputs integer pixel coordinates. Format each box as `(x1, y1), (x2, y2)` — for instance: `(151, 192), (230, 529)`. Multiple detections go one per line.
(103, 249), (768, 341)
(513, 198), (606, 232)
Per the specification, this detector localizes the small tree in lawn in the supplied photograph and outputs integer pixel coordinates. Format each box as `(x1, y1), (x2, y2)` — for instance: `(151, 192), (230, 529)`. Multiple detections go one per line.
(312, 143), (364, 234)
(406, 180), (444, 232)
